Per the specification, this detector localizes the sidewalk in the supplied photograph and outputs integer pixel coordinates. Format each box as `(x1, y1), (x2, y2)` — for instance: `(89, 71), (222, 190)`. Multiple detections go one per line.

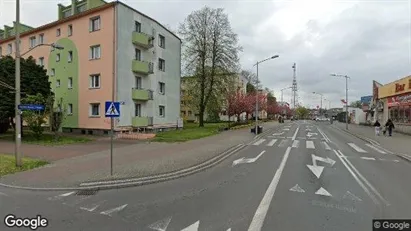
(0, 121), (281, 189)
(333, 122), (411, 156)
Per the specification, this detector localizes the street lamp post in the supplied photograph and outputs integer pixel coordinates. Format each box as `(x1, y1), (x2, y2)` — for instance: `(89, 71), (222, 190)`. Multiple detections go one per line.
(331, 73), (350, 130)
(253, 55), (279, 135)
(312, 92), (323, 116)
(280, 86), (292, 103)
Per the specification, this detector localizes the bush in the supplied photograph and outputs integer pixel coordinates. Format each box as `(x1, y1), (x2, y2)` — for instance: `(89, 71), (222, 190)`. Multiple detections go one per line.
(0, 119), (9, 134)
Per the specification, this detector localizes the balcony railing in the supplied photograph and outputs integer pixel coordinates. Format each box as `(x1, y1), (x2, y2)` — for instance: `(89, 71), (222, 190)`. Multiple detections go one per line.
(132, 88), (153, 101)
(132, 60), (154, 75)
(132, 32), (154, 49)
(132, 116), (153, 127)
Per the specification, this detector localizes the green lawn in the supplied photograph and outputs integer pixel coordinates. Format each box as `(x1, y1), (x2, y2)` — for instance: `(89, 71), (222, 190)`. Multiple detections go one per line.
(0, 154), (48, 177)
(152, 122), (227, 142)
(0, 132), (92, 146)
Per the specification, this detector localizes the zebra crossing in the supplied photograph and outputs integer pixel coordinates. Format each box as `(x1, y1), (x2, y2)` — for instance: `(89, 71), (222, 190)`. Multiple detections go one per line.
(249, 137), (391, 155)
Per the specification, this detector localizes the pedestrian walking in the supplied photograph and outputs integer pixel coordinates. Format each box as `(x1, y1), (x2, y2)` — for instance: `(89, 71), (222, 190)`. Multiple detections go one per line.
(373, 120), (381, 136)
(385, 119), (395, 136)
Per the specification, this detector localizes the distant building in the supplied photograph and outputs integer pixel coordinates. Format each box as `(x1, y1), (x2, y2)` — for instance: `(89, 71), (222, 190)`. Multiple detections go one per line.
(0, 0), (181, 134)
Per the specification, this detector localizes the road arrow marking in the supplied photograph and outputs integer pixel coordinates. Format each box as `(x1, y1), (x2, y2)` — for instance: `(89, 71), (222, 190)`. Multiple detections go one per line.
(181, 221), (199, 231)
(100, 204), (128, 216)
(322, 141), (331, 150)
(343, 191), (362, 201)
(306, 132), (318, 138)
(306, 128), (311, 131)
(347, 143), (367, 153)
(80, 200), (106, 212)
(232, 150), (266, 166)
(272, 132), (284, 136)
(252, 139), (265, 146)
(315, 187), (332, 197)
(148, 216), (172, 231)
(289, 184), (305, 193)
(48, 191), (75, 201)
(312, 154), (336, 166)
(307, 165), (324, 178)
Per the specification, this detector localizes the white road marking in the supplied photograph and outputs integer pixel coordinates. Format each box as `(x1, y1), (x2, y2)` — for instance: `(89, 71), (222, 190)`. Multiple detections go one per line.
(232, 150), (266, 166)
(148, 217), (172, 231)
(393, 159), (400, 163)
(0, 191), (9, 197)
(48, 191), (75, 200)
(365, 144), (387, 154)
(343, 191), (362, 201)
(347, 143), (367, 153)
(315, 187), (332, 197)
(283, 128), (290, 131)
(322, 142), (331, 150)
(100, 204), (128, 216)
(317, 128), (331, 143)
(289, 184), (305, 193)
(311, 154), (336, 166)
(80, 200), (106, 212)
(248, 147), (291, 231)
(266, 139), (277, 146)
(292, 127), (300, 140)
(181, 221), (199, 231)
(278, 139), (288, 147)
(307, 165), (324, 178)
(361, 157), (376, 161)
(291, 140), (300, 148)
(311, 200), (357, 213)
(272, 132), (284, 136)
(306, 141), (315, 149)
(253, 139), (265, 146)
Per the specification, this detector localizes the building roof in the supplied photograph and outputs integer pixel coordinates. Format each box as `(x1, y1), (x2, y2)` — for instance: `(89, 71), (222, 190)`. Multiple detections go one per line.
(0, 0), (180, 44)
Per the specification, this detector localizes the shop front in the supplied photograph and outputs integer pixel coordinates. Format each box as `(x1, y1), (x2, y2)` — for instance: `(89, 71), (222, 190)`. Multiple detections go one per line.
(387, 92), (411, 124)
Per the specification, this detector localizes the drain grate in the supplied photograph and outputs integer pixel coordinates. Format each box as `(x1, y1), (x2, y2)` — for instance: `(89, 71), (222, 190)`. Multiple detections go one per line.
(75, 189), (99, 196)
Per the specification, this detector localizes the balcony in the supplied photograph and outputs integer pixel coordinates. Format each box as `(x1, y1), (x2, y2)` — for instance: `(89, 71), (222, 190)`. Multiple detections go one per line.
(132, 60), (154, 75)
(132, 116), (153, 127)
(132, 32), (154, 49)
(132, 88), (153, 101)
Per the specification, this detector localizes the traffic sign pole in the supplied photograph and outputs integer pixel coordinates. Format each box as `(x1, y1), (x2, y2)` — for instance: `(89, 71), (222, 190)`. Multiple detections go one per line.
(105, 101), (120, 176)
(110, 117), (113, 176)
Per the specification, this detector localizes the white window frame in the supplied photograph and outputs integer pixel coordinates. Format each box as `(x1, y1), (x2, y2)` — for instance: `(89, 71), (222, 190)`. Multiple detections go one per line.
(158, 58), (165, 72)
(135, 103), (141, 117)
(159, 82), (165, 94)
(67, 103), (73, 115)
(38, 34), (44, 44)
(159, 105), (165, 117)
(50, 68), (55, 76)
(68, 77), (73, 89)
(29, 36), (36, 48)
(159, 34), (165, 48)
(90, 16), (101, 32)
(56, 53), (60, 62)
(38, 57), (44, 66)
(56, 28), (61, 36)
(56, 79), (61, 87)
(68, 51), (73, 63)
(7, 44), (12, 54)
(68, 25), (73, 36)
(90, 103), (100, 117)
(89, 45), (101, 60)
(90, 74), (100, 88)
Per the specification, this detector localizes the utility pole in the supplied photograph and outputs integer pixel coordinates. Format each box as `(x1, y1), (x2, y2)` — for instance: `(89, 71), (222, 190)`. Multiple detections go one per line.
(292, 63), (298, 109)
(15, 0), (22, 167)
(331, 73), (350, 130)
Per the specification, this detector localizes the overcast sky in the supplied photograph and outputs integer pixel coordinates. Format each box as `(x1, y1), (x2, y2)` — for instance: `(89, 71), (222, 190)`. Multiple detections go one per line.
(1, 0), (410, 109)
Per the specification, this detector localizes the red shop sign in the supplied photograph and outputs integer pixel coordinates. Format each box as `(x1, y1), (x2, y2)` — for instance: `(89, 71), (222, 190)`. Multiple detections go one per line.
(387, 92), (411, 107)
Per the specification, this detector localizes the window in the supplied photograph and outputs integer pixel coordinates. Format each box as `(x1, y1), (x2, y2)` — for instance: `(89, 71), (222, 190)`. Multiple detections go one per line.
(7, 44), (12, 54)
(56, 28), (61, 36)
(68, 77), (73, 89)
(135, 76), (142, 89)
(90, 45), (101, 59)
(68, 25), (73, 36)
(29, 36), (36, 48)
(159, 82), (165, 94)
(90, 103), (100, 116)
(90, 74), (100, 88)
(38, 57), (44, 66)
(63, 9), (72, 18)
(135, 48), (141, 61)
(38, 34), (44, 44)
(50, 68), (55, 76)
(56, 79), (61, 87)
(135, 103), (141, 117)
(135, 21), (141, 32)
(159, 35), (165, 48)
(56, 53), (60, 62)
(159, 106), (165, 117)
(158, 58), (165, 71)
(77, 4), (86, 13)
(68, 51), (73, 63)
(67, 104), (73, 115)
(90, 17), (101, 32)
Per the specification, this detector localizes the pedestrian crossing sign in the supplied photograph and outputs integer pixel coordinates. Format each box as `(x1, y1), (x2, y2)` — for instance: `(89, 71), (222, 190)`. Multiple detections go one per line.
(105, 101), (120, 117)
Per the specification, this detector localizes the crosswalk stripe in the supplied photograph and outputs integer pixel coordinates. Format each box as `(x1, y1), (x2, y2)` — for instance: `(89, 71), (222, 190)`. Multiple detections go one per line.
(306, 141), (315, 149)
(253, 139), (265, 146)
(292, 140), (300, 148)
(278, 139), (288, 147)
(347, 143), (367, 153)
(365, 144), (387, 154)
(322, 141), (331, 150)
(266, 139), (277, 146)
(361, 157), (376, 160)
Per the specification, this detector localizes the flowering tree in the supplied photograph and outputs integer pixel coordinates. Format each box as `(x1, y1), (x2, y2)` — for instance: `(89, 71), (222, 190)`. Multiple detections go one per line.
(226, 91), (247, 122)
(266, 102), (278, 118)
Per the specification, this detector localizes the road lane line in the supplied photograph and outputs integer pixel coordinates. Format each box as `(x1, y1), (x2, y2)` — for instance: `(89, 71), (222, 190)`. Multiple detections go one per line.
(317, 128), (331, 143)
(253, 139), (265, 146)
(291, 127), (299, 140)
(100, 204), (128, 216)
(332, 150), (380, 205)
(337, 150), (390, 206)
(322, 141), (331, 150)
(365, 144), (387, 154)
(266, 139), (277, 146)
(347, 143), (367, 153)
(248, 147), (292, 231)
(292, 140), (300, 148)
(0, 191), (9, 197)
(306, 140), (315, 149)
(361, 157), (376, 160)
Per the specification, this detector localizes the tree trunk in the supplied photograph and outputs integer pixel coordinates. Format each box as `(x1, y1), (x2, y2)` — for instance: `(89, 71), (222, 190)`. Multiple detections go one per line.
(199, 104), (205, 127)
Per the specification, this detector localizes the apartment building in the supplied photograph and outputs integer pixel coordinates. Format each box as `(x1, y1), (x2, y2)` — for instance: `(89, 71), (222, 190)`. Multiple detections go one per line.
(0, 0), (181, 134)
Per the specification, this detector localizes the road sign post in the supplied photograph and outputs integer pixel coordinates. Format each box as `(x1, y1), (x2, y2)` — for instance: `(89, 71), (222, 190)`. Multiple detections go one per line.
(105, 101), (120, 176)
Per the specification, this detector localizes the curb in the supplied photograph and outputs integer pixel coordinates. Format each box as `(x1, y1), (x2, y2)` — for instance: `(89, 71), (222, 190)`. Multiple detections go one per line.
(0, 143), (248, 191)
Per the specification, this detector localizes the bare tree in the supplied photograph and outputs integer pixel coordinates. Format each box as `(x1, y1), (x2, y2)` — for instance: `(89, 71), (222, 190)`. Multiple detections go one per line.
(179, 6), (242, 127)
(241, 69), (259, 86)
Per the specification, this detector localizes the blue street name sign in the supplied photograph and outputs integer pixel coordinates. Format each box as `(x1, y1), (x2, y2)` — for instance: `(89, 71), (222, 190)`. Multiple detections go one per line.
(18, 104), (45, 111)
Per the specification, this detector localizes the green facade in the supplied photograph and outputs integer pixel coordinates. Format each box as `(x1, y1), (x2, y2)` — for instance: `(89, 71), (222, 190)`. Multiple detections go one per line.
(48, 38), (79, 128)
(58, 0), (107, 20)
(1, 23), (34, 40)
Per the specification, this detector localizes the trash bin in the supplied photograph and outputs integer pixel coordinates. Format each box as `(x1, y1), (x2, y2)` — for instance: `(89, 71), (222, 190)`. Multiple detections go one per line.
(251, 127), (256, 133)
(257, 126), (263, 134)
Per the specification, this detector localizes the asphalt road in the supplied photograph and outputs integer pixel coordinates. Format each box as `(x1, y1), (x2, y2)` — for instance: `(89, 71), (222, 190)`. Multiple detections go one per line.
(1, 120), (411, 231)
